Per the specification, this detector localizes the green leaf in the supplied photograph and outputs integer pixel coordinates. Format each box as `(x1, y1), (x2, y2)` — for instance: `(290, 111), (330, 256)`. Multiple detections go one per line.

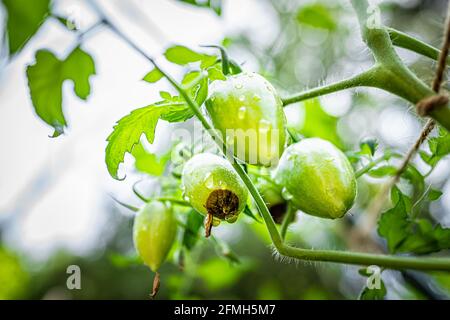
(176, 0), (222, 15)
(368, 165), (397, 178)
(142, 68), (164, 83)
(182, 71), (208, 105)
(164, 45), (215, 66)
(181, 210), (204, 250)
(2, 0), (50, 55)
(359, 138), (378, 156)
(428, 189), (443, 201)
(26, 47), (95, 135)
(402, 164), (425, 197)
(420, 128), (450, 168)
(106, 99), (195, 179)
(207, 63), (226, 81)
(296, 3), (337, 31)
(243, 205), (260, 222)
(132, 143), (170, 176)
(359, 280), (386, 300)
(378, 188), (450, 254)
(106, 105), (164, 179)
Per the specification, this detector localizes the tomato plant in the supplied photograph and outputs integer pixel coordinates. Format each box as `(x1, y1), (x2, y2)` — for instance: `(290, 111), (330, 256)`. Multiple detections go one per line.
(3, 0), (450, 300)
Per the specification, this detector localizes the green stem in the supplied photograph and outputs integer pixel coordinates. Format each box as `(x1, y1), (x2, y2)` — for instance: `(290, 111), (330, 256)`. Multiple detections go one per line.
(355, 154), (391, 178)
(156, 197), (191, 207)
(92, 0), (450, 272)
(388, 27), (450, 65)
(280, 202), (296, 240)
(201, 45), (230, 75)
(351, 0), (450, 131)
(282, 68), (377, 106)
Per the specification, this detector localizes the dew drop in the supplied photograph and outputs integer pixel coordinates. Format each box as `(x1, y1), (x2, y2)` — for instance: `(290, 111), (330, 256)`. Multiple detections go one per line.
(238, 106), (247, 119)
(235, 83), (243, 89)
(205, 172), (214, 189)
(239, 95), (245, 102)
(281, 187), (293, 200)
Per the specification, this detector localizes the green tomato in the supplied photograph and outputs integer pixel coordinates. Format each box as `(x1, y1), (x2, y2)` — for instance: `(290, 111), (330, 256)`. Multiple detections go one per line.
(205, 72), (287, 167)
(181, 153), (248, 223)
(273, 138), (356, 219)
(133, 201), (177, 272)
(256, 178), (287, 224)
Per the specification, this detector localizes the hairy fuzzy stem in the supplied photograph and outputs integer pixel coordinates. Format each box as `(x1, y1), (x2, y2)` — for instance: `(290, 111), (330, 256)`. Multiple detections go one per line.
(388, 27), (450, 64)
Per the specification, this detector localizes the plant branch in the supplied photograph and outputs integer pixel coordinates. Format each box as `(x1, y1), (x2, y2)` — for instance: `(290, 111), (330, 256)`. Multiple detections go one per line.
(388, 27), (450, 65)
(281, 68), (378, 106)
(280, 202), (296, 240)
(359, 0), (450, 235)
(90, 0), (450, 272)
(355, 153), (391, 179)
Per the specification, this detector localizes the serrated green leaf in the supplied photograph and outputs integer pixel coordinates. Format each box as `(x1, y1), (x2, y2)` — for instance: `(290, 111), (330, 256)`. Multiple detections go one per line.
(421, 128), (450, 168)
(106, 105), (165, 179)
(378, 188), (450, 254)
(132, 143), (170, 176)
(106, 100), (194, 179)
(2, 0), (50, 55)
(26, 47), (95, 135)
(143, 68), (164, 83)
(296, 3), (337, 31)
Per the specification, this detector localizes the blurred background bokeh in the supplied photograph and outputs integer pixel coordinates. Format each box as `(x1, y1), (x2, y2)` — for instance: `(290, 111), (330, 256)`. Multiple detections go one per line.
(1, 0), (450, 300)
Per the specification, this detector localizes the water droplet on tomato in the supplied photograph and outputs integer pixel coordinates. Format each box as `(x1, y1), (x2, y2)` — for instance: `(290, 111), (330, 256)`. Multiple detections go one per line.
(205, 172), (214, 189)
(281, 187), (293, 200)
(238, 106), (247, 119)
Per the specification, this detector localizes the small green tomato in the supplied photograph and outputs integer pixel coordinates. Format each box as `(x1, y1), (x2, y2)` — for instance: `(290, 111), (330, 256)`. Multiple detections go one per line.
(256, 178), (287, 224)
(205, 72), (287, 167)
(133, 201), (177, 272)
(181, 153), (248, 225)
(273, 138), (357, 219)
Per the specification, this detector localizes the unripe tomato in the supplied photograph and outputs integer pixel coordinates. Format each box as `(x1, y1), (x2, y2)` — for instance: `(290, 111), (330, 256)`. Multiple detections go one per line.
(256, 179), (287, 224)
(181, 153), (248, 224)
(133, 201), (177, 272)
(205, 72), (287, 167)
(273, 138), (356, 219)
